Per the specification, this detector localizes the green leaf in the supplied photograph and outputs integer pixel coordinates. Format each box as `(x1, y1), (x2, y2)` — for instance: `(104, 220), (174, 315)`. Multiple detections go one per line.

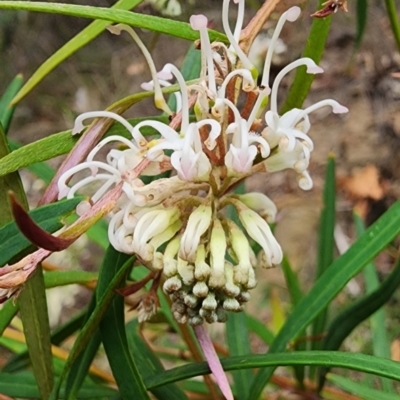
(355, 213), (393, 392)
(98, 246), (150, 400)
(0, 2), (227, 43)
(327, 373), (399, 400)
(85, 218), (109, 250)
(0, 300), (19, 337)
(9, 140), (55, 183)
(0, 371), (117, 399)
(43, 270), (98, 288)
(0, 123), (54, 399)
(0, 274), (88, 340)
(281, 256), (303, 306)
(355, 0), (368, 50)
(65, 295), (101, 400)
(11, 0), (142, 105)
(144, 351), (400, 389)
(280, 1), (332, 113)
(281, 257), (305, 386)
(245, 315), (274, 346)
(3, 309), (88, 373)
(18, 269), (54, 398)
(384, 0), (400, 53)
(0, 123), (26, 226)
(318, 221), (400, 390)
(0, 196), (83, 267)
(0, 74), (23, 133)
(248, 200), (400, 400)
(126, 319), (188, 400)
(310, 155), (336, 376)
(50, 254), (134, 400)
(226, 312), (253, 399)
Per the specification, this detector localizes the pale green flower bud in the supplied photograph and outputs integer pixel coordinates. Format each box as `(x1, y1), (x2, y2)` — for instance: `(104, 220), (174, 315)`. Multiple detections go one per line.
(163, 276), (182, 293)
(177, 258), (195, 285)
(180, 205), (212, 262)
(163, 236), (180, 277)
(194, 244), (211, 281)
(224, 262), (241, 297)
(209, 219), (227, 288)
(193, 281), (209, 298)
(223, 298), (241, 311)
(238, 205), (283, 267)
(236, 192), (277, 223)
(227, 220), (252, 285)
(133, 207), (180, 254)
(202, 292), (217, 311)
(184, 294), (199, 308)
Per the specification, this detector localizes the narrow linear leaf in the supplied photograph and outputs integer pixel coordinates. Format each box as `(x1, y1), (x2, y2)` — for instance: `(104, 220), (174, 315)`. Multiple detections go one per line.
(355, 0), (368, 50)
(327, 373), (399, 400)
(0, 124), (54, 398)
(0, 276), (88, 340)
(310, 155), (336, 380)
(226, 312), (253, 398)
(98, 246), (150, 400)
(0, 300), (19, 337)
(281, 256), (303, 306)
(384, 0), (400, 53)
(355, 213), (393, 392)
(248, 200), (400, 400)
(65, 294), (101, 400)
(280, 0), (332, 113)
(9, 141), (55, 184)
(145, 351), (400, 389)
(0, 124), (26, 225)
(18, 269), (54, 398)
(0, 75), (24, 133)
(0, 2), (227, 43)
(3, 309), (88, 373)
(11, 0), (142, 105)
(318, 224), (400, 390)
(246, 315), (274, 346)
(0, 371), (117, 399)
(50, 254), (134, 400)
(126, 319), (188, 400)
(43, 270), (98, 288)
(281, 256), (305, 386)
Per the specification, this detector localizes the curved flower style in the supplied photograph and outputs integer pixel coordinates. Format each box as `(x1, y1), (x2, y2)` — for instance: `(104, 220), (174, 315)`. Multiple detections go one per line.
(56, 1), (349, 326)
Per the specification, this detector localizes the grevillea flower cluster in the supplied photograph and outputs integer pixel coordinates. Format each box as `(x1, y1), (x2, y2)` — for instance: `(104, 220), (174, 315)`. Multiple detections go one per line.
(58, 1), (348, 325)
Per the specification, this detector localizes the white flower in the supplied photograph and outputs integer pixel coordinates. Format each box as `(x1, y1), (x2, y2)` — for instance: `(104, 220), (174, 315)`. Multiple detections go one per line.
(213, 98), (269, 175)
(208, 219), (227, 288)
(234, 202), (283, 267)
(235, 192), (277, 224)
(179, 205), (212, 262)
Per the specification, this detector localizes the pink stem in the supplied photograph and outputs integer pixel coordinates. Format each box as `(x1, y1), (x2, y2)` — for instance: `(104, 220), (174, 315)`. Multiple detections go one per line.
(193, 324), (234, 400)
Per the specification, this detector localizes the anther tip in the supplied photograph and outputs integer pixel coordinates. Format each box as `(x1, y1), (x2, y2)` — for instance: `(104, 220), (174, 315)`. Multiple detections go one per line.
(107, 24), (122, 35)
(72, 122), (85, 135)
(190, 14), (208, 30)
(333, 105), (349, 114)
(141, 82), (154, 91)
(286, 6), (301, 22)
(307, 65), (324, 74)
(157, 65), (174, 81)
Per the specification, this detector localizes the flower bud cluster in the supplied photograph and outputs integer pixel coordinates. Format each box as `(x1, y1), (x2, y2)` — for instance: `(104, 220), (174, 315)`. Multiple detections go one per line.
(161, 201), (268, 324)
(57, 0), (348, 324)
